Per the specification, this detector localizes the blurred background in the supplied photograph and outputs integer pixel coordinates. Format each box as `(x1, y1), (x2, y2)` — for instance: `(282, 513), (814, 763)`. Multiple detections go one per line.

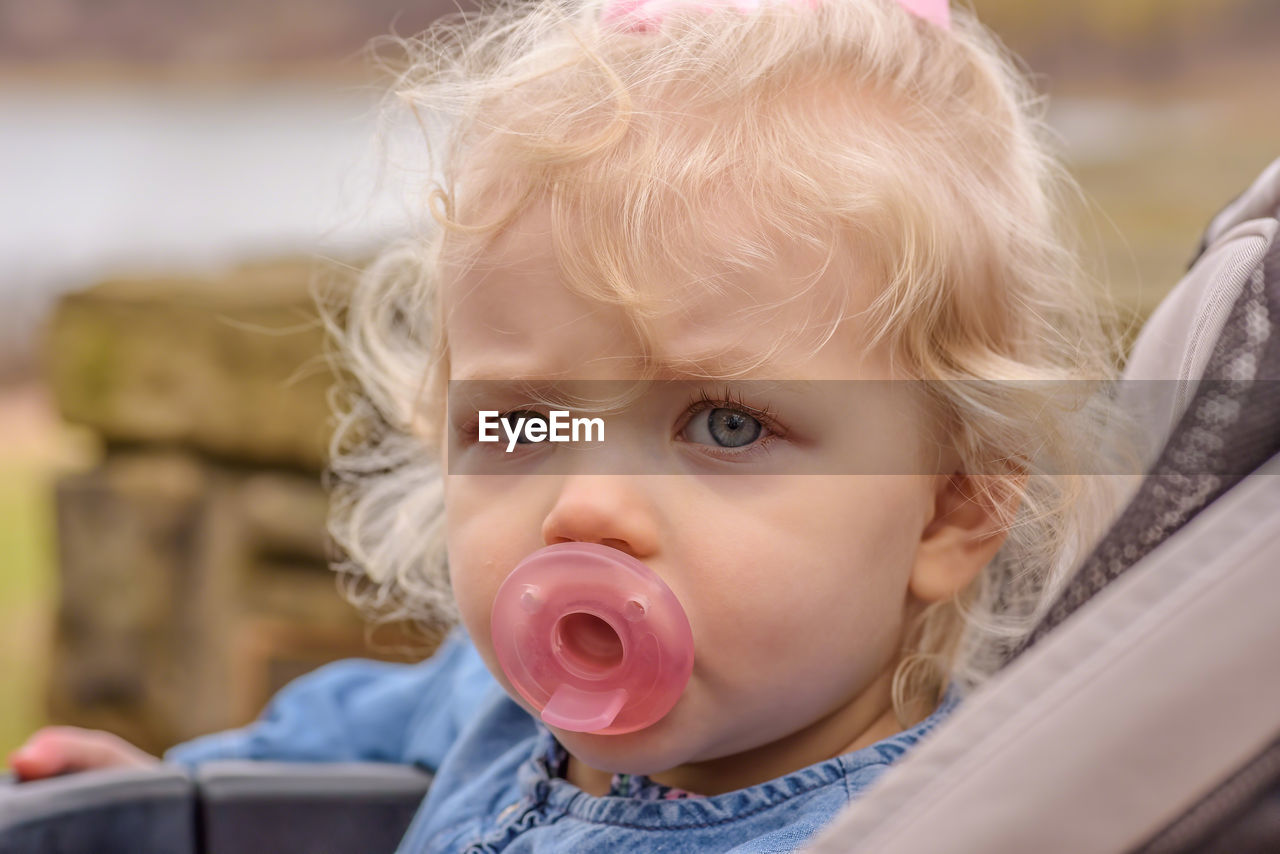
(0, 0), (1277, 759)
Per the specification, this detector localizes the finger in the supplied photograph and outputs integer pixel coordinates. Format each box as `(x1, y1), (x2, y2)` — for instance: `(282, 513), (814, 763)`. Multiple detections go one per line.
(9, 727), (136, 780)
(50, 727), (150, 771)
(8, 735), (71, 780)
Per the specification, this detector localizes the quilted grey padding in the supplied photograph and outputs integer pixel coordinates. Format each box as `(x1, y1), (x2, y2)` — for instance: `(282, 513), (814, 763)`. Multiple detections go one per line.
(1015, 215), (1280, 655)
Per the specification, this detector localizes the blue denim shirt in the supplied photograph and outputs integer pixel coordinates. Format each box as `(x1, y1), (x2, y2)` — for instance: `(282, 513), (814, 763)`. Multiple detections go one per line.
(165, 628), (958, 853)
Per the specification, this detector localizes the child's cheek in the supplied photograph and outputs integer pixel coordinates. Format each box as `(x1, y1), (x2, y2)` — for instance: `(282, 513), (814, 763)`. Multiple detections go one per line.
(443, 477), (533, 643)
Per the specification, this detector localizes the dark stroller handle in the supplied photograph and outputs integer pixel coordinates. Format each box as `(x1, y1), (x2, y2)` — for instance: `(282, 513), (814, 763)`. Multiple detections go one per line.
(0, 761), (433, 854)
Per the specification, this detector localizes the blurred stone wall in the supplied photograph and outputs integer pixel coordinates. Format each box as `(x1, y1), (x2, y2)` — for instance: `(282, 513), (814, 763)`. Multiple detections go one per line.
(43, 260), (437, 755)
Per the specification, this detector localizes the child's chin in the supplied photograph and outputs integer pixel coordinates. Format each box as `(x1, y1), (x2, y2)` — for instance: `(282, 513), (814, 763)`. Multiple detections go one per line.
(549, 712), (694, 775)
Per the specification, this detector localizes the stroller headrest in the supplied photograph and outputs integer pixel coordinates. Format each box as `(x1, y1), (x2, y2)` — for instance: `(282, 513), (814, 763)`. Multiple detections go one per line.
(1121, 155), (1280, 464)
(1201, 155), (1280, 250)
(1023, 155), (1280, 652)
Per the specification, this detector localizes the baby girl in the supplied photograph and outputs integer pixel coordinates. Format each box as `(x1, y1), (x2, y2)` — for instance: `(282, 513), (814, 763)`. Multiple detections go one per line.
(9, 0), (1124, 849)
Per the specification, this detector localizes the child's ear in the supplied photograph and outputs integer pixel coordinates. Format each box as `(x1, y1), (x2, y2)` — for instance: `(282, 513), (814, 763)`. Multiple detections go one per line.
(909, 474), (1020, 603)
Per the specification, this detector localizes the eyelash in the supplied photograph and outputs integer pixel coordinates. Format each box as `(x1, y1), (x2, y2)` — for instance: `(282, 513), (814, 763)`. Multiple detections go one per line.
(677, 387), (786, 460)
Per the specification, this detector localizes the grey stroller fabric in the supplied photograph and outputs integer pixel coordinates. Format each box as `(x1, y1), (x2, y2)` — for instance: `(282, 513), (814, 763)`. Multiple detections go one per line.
(1016, 154), (1280, 655)
(0, 767), (195, 854)
(1117, 215), (1277, 470)
(196, 761), (432, 854)
(1137, 735), (1280, 854)
(1198, 156), (1280, 258)
(0, 762), (432, 854)
(1015, 212), (1280, 655)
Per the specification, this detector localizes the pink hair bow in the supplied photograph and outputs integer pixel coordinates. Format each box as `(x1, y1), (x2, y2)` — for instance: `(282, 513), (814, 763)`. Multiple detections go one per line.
(895, 0), (949, 29)
(603, 0), (950, 30)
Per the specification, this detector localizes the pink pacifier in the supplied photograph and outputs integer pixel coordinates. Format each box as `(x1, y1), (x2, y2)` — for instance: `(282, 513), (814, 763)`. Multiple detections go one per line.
(490, 542), (694, 734)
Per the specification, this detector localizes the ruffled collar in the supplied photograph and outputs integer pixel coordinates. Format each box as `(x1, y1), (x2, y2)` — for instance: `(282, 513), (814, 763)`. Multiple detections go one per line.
(530, 686), (961, 803)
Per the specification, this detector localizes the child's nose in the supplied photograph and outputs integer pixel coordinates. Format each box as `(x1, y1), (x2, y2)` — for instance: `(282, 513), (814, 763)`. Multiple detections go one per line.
(540, 475), (660, 559)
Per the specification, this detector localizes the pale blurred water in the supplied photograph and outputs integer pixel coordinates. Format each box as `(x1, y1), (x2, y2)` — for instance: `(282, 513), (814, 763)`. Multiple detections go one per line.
(1048, 97), (1219, 165)
(0, 82), (426, 364)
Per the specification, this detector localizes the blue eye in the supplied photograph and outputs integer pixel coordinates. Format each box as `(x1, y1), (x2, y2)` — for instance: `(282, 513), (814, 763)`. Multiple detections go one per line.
(684, 407), (765, 449)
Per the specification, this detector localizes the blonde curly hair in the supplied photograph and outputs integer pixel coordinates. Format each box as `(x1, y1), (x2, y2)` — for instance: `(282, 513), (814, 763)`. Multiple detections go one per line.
(325, 0), (1133, 724)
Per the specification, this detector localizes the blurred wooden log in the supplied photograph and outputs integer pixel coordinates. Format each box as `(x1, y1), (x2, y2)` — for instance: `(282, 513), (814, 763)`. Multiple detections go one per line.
(45, 260), (334, 471)
(43, 261), (440, 756)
